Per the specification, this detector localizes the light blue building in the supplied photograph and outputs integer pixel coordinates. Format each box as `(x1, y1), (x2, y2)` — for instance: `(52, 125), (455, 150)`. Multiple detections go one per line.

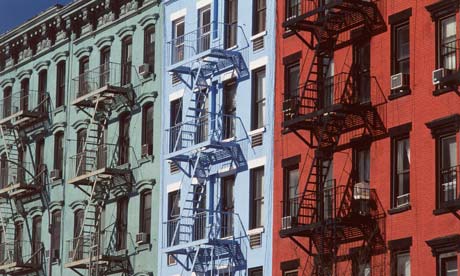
(0, 0), (162, 275)
(159, 0), (275, 275)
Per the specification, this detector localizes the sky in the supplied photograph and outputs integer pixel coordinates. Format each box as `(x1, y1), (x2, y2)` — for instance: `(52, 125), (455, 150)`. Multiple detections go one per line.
(0, 0), (73, 35)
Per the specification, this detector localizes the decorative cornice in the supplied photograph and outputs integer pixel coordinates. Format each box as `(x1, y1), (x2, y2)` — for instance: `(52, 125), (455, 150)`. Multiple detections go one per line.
(33, 60), (51, 72)
(0, 78), (14, 89)
(74, 46), (93, 58)
(137, 91), (158, 106)
(51, 50), (69, 63)
(426, 114), (460, 137)
(28, 206), (45, 218)
(16, 69), (32, 81)
(135, 179), (155, 192)
(138, 13), (159, 28)
(50, 122), (67, 134)
(49, 200), (64, 212)
(426, 234), (460, 256)
(95, 35), (114, 49)
(116, 25), (136, 38)
(71, 119), (89, 130)
(426, 0), (459, 21)
(69, 200), (87, 211)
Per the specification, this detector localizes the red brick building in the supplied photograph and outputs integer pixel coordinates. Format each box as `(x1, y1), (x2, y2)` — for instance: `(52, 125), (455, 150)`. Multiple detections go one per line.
(273, 0), (460, 275)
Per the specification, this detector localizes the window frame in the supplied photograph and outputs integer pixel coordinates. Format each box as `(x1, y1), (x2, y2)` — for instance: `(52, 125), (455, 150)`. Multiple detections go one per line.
(283, 164), (299, 217)
(392, 21), (410, 76)
(251, 66), (266, 130)
(440, 254), (458, 276)
(118, 112), (131, 165)
(142, 103), (154, 148)
(116, 197), (129, 250)
(391, 135), (410, 209)
(50, 210), (61, 260)
(121, 36), (133, 86)
(437, 14), (457, 70)
(144, 25), (155, 72)
(250, 166), (264, 229)
(248, 266), (263, 276)
(139, 190), (152, 238)
(56, 61), (66, 108)
(437, 133), (458, 208)
(54, 131), (64, 172)
(252, 0), (266, 35)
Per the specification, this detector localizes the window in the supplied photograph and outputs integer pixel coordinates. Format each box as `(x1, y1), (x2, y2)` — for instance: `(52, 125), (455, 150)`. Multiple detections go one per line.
(250, 166), (264, 229)
(440, 255), (457, 276)
(392, 22), (410, 75)
(170, 98), (183, 152)
(249, 267), (263, 276)
(54, 131), (64, 172)
(35, 138), (45, 186)
(352, 256), (371, 276)
(142, 103), (154, 152)
(20, 78), (29, 112)
(0, 154), (7, 189)
(283, 165), (299, 217)
(439, 15), (456, 70)
(76, 129), (86, 176)
(118, 113), (130, 165)
(50, 210), (61, 260)
(79, 57), (90, 96)
(353, 40), (371, 103)
(3, 86), (11, 118)
(56, 61), (65, 107)
(439, 135), (458, 206)
(221, 176), (234, 237)
(323, 57), (334, 108)
(38, 69), (47, 112)
(284, 271), (298, 276)
(198, 6), (211, 53)
(172, 18), (185, 63)
(223, 81), (237, 139)
(14, 222), (23, 259)
(121, 36), (132, 86)
(167, 191), (180, 245)
(116, 197), (129, 250)
(251, 67), (266, 130)
(225, 0), (238, 49)
(32, 216), (41, 263)
(393, 252), (411, 276)
(285, 62), (300, 100)
(73, 209), (84, 260)
(100, 47), (111, 87)
(144, 25), (155, 72)
(286, 0), (301, 20)
(253, 0), (266, 35)
(356, 148), (370, 184)
(140, 191), (152, 238)
(392, 137), (410, 208)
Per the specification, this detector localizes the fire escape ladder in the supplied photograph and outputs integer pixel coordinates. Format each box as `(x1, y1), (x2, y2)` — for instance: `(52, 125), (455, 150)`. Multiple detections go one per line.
(0, 126), (20, 171)
(0, 198), (14, 262)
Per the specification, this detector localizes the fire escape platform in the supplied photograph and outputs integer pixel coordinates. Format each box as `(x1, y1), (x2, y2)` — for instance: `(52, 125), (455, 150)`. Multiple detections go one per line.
(0, 110), (47, 129)
(0, 261), (41, 274)
(64, 254), (126, 269)
(68, 167), (131, 186)
(0, 183), (41, 198)
(166, 140), (238, 163)
(71, 85), (131, 108)
(162, 237), (237, 255)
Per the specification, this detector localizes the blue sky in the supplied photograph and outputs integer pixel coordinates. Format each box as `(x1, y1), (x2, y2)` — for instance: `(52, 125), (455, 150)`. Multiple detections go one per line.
(0, 0), (73, 35)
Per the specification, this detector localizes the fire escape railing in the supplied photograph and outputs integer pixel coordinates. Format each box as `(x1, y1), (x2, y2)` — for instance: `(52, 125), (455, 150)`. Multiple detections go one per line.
(0, 241), (43, 268)
(166, 22), (249, 67)
(440, 165), (460, 207)
(0, 90), (48, 121)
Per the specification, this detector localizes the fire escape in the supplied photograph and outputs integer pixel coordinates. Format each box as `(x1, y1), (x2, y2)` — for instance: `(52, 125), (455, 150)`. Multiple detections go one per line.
(0, 88), (49, 274)
(280, 0), (388, 274)
(64, 62), (137, 276)
(163, 22), (250, 275)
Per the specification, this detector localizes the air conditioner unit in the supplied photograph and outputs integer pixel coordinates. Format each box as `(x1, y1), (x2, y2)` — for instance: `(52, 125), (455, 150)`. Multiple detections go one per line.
(136, 232), (149, 245)
(50, 169), (61, 180)
(390, 73), (409, 90)
(353, 181), (370, 200)
(281, 216), (296, 230)
(432, 68), (454, 85)
(138, 64), (152, 77)
(141, 144), (153, 157)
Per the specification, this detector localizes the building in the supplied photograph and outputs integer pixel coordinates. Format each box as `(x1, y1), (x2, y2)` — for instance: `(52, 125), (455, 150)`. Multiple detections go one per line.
(159, 0), (275, 275)
(274, 0), (460, 275)
(0, 0), (161, 275)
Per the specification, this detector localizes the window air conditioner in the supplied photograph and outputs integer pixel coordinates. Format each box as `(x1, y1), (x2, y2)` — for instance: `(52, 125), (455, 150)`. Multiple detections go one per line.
(141, 144), (153, 157)
(281, 216), (296, 230)
(136, 232), (149, 245)
(138, 64), (152, 77)
(390, 73), (409, 90)
(50, 169), (61, 180)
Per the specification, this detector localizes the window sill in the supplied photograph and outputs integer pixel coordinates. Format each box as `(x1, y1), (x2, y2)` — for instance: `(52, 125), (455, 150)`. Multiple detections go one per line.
(282, 29), (296, 39)
(51, 179), (63, 188)
(141, 73), (157, 84)
(52, 105), (66, 116)
(51, 258), (61, 265)
(249, 127), (266, 136)
(139, 155), (154, 165)
(251, 31), (267, 41)
(247, 226), (264, 236)
(433, 200), (460, 215)
(388, 204), (411, 215)
(388, 89), (411, 101)
(136, 243), (151, 253)
(433, 86), (457, 96)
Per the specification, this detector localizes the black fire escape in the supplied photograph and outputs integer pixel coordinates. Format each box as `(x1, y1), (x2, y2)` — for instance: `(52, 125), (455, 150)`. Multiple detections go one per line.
(280, 0), (388, 275)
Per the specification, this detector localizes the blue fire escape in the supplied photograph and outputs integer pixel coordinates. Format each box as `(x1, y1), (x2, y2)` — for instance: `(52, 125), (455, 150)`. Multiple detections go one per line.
(163, 22), (250, 274)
